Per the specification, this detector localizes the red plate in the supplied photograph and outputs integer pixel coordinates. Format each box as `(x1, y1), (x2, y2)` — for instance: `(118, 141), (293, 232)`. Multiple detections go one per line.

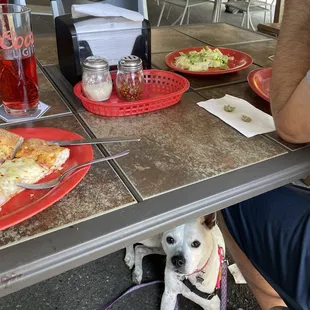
(165, 47), (253, 75)
(0, 127), (93, 231)
(247, 67), (272, 102)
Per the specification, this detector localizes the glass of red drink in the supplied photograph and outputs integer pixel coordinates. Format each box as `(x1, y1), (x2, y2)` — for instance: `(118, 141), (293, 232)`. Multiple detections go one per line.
(0, 4), (39, 116)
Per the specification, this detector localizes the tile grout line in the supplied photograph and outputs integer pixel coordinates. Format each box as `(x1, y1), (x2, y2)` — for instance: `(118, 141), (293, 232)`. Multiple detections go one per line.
(171, 27), (273, 47)
(40, 65), (144, 203)
(263, 134), (309, 152)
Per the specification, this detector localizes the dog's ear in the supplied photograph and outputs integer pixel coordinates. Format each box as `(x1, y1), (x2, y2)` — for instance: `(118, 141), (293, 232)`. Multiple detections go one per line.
(201, 213), (216, 229)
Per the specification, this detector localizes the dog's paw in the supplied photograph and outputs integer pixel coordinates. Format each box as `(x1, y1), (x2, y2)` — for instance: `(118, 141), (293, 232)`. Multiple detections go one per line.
(124, 253), (135, 269)
(132, 268), (143, 284)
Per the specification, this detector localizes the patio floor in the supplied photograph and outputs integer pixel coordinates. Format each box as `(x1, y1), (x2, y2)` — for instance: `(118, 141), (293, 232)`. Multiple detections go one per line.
(147, 0), (272, 30)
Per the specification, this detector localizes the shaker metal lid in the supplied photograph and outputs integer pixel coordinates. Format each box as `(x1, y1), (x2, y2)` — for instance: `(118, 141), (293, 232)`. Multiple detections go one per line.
(83, 56), (109, 70)
(118, 55), (142, 72)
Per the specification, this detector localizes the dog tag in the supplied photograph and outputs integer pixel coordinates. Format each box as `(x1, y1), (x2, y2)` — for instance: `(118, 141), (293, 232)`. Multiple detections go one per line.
(196, 276), (204, 284)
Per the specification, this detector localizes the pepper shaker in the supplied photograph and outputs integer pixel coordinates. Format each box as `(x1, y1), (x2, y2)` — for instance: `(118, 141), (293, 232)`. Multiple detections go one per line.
(116, 56), (144, 101)
(82, 56), (113, 102)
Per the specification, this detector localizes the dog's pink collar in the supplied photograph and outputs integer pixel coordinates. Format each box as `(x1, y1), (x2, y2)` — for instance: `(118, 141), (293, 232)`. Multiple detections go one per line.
(184, 257), (210, 277)
(184, 246), (224, 289)
(216, 246), (225, 289)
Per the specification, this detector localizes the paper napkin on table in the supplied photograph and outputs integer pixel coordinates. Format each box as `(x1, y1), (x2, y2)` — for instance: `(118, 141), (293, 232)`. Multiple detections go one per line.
(197, 94), (275, 138)
(71, 3), (144, 22)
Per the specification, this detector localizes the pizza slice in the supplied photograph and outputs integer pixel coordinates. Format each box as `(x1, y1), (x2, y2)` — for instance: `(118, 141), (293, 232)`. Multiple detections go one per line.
(0, 158), (48, 207)
(15, 138), (70, 171)
(0, 136), (70, 208)
(0, 129), (24, 163)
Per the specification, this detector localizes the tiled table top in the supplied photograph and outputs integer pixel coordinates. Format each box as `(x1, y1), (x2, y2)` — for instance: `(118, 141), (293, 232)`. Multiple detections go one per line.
(0, 115), (135, 249)
(223, 40), (276, 67)
(80, 92), (286, 199)
(37, 69), (71, 116)
(35, 35), (58, 66)
(151, 28), (205, 53)
(173, 23), (274, 46)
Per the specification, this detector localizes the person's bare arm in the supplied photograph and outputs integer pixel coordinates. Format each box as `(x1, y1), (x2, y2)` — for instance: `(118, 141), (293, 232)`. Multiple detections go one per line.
(270, 0), (310, 143)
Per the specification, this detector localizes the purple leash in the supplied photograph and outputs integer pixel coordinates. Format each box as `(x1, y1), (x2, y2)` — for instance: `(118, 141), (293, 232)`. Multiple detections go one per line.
(100, 262), (228, 310)
(221, 260), (228, 310)
(99, 280), (164, 310)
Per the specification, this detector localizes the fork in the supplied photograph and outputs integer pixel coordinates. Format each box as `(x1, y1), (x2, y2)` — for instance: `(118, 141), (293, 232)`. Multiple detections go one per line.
(17, 150), (130, 190)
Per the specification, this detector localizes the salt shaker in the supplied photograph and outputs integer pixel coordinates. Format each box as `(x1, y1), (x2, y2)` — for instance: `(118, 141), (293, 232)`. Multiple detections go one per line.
(116, 56), (144, 101)
(82, 56), (113, 102)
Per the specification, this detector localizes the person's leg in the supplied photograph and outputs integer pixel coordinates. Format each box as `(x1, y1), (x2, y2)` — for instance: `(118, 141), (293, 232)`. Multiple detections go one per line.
(218, 212), (287, 309)
(220, 185), (310, 310)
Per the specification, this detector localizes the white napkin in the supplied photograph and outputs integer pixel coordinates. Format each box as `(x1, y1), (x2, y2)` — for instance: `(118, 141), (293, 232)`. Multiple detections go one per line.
(71, 3), (144, 22)
(197, 95), (275, 138)
(74, 16), (142, 66)
(228, 264), (247, 284)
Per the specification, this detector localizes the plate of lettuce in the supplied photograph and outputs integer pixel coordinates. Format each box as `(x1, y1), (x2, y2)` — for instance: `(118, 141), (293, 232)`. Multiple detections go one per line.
(165, 46), (253, 75)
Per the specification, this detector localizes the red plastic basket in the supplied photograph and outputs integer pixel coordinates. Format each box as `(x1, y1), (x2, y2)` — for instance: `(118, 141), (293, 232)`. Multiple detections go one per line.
(73, 70), (190, 117)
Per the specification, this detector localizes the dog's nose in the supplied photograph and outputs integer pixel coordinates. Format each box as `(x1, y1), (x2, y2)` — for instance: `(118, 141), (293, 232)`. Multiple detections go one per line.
(171, 255), (186, 268)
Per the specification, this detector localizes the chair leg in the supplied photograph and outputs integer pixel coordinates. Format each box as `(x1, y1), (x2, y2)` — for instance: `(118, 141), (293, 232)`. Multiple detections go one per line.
(218, 3), (223, 22)
(241, 12), (246, 27)
(180, 6), (188, 25)
(166, 3), (172, 19)
(246, 10), (250, 29)
(187, 7), (191, 24)
(157, 2), (166, 27)
(211, 2), (217, 23)
(249, 14), (255, 30)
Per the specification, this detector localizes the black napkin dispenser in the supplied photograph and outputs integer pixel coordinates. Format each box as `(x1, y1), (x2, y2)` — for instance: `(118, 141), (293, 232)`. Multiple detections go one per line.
(55, 14), (151, 86)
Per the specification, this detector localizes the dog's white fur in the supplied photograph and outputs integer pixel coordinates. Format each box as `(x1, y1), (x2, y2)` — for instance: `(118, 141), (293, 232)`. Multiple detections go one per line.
(124, 214), (225, 310)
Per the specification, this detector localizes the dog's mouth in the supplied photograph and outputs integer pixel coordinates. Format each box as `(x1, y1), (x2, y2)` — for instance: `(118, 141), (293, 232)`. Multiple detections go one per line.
(173, 267), (187, 275)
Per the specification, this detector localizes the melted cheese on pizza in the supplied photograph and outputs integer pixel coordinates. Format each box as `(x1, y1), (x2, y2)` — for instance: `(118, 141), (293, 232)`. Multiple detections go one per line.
(0, 129), (24, 163)
(16, 138), (70, 170)
(0, 158), (48, 207)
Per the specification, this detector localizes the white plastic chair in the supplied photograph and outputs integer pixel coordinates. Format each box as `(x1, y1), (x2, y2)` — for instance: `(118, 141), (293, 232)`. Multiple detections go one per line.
(157, 0), (215, 26)
(224, 0), (275, 30)
(49, 0), (149, 19)
(11, 0), (54, 15)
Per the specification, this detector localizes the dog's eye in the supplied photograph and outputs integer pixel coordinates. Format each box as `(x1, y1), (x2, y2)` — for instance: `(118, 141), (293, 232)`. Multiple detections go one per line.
(191, 240), (201, 248)
(166, 237), (175, 244)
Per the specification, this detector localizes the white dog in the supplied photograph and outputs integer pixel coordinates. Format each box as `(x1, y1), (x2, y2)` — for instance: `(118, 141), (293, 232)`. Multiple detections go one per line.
(124, 213), (225, 310)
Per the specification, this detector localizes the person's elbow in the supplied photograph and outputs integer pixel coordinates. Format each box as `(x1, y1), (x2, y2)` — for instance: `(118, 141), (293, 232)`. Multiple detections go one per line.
(273, 110), (308, 144)
(271, 78), (310, 144)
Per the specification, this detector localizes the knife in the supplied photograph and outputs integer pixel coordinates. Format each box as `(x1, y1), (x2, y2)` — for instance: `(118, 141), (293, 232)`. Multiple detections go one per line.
(49, 137), (141, 146)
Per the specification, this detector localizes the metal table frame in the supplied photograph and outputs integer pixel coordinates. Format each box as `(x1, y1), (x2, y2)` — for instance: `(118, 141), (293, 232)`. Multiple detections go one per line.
(1, 141), (310, 296)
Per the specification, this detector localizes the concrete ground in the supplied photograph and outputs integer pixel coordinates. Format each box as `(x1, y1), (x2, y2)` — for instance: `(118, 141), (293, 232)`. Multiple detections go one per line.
(0, 1), (263, 309)
(0, 249), (259, 310)
(147, 0), (272, 29)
